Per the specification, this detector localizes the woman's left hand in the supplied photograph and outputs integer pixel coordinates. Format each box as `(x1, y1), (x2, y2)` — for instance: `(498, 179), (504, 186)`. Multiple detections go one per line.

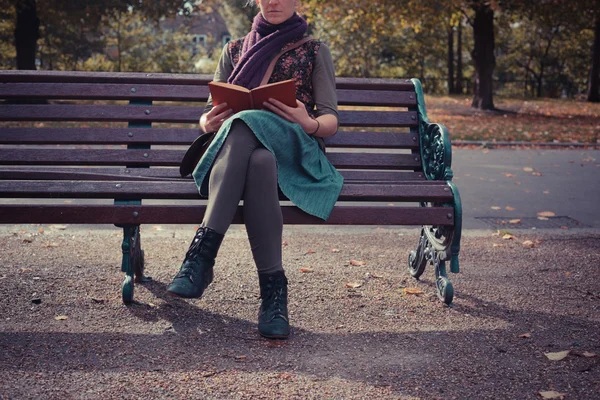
(263, 98), (318, 134)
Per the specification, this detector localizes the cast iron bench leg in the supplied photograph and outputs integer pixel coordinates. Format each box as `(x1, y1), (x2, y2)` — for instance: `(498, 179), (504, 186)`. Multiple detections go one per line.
(120, 225), (151, 305)
(408, 227), (455, 305)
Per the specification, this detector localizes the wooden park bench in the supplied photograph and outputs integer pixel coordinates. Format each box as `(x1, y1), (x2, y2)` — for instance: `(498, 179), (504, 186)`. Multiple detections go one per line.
(0, 70), (462, 305)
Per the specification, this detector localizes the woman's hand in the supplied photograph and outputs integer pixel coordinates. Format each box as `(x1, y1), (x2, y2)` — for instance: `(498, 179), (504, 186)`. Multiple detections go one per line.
(263, 99), (318, 135)
(200, 102), (234, 133)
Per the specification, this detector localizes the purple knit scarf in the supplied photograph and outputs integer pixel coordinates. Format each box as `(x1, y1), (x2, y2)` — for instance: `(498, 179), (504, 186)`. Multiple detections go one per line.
(228, 12), (308, 90)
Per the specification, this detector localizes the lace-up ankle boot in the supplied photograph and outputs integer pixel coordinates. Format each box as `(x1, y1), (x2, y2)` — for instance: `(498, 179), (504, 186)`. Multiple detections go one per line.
(166, 227), (224, 298)
(258, 271), (290, 339)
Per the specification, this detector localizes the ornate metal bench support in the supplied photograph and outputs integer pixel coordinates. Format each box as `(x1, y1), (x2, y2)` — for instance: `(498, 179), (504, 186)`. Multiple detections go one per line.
(408, 78), (463, 305)
(120, 225), (151, 305)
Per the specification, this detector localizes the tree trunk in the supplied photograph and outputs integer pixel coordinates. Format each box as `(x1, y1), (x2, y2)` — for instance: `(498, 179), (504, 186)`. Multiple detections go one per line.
(14, 0), (40, 70)
(456, 20), (464, 94)
(447, 26), (455, 94)
(587, 14), (600, 102)
(470, 3), (495, 110)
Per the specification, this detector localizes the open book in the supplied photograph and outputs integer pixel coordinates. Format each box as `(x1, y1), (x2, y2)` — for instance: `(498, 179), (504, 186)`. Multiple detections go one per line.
(208, 79), (297, 114)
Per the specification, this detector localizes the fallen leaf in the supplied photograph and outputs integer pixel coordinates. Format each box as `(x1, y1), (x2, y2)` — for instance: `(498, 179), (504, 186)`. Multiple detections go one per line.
(349, 259), (366, 266)
(38, 228), (44, 234)
(54, 315), (68, 321)
(493, 243), (505, 247)
(278, 373), (293, 380)
(519, 333), (532, 338)
(345, 282), (362, 288)
(370, 273), (383, 278)
(404, 287), (424, 295)
(522, 240), (536, 248)
(502, 234), (515, 240)
(299, 268), (314, 273)
(235, 355), (247, 360)
(509, 219), (521, 224)
(506, 206), (516, 211)
(304, 249), (315, 255)
(43, 242), (59, 248)
(582, 351), (597, 358)
(523, 167), (534, 172)
(538, 216), (549, 221)
(544, 350), (570, 361)
(537, 211), (556, 217)
(543, 190), (550, 194)
(282, 241), (288, 246)
(504, 173), (515, 178)
(330, 248), (340, 253)
(50, 225), (68, 230)
(491, 206), (501, 210)
(532, 171), (543, 176)
(538, 391), (565, 399)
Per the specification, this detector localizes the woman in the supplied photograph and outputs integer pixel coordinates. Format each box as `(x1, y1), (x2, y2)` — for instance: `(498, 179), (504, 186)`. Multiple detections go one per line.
(166, 0), (342, 340)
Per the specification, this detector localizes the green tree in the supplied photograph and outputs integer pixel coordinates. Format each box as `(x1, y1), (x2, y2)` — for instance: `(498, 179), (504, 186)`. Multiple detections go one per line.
(0, 0), (193, 70)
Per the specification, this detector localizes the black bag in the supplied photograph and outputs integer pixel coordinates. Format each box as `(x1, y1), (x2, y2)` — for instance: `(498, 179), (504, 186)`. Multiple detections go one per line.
(179, 131), (216, 178)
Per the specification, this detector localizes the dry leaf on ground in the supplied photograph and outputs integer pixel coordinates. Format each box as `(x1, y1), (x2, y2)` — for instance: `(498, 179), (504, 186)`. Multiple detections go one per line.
(506, 206), (516, 211)
(538, 391), (565, 399)
(538, 216), (549, 221)
(349, 259), (366, 266)
(503, 234), (515, 240)
(330, 248), (340, 253)
(582, 351), (597, 358)
(404, 288), (424, 295)
(523, 167), (534, 172)
(282, 241), (288, 246)
(519, 333), (532, 338)
(522, 240), (536, 248)
(509, 219), (521, 224)
(304, 249), (315, 255)
(299, 268), (313, 273)
(54, 315), (68, 320)
(544, 350), (570, 361)
(537, 211), (556, 217)
(345, 282), (362, 288)
(493, 243), (505, 247)
(491, 206), (501, 210)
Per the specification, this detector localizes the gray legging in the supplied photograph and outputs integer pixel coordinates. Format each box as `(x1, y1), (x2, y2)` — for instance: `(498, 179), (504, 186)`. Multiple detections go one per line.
(202, 119), (283, 274)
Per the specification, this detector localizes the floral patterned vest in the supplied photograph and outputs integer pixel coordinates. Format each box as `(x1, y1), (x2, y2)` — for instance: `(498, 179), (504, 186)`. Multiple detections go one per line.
(228, 37), (321, 117)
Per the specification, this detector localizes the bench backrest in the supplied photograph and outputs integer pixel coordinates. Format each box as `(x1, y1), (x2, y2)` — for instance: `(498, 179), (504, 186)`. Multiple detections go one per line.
(0, 71), (424, 182)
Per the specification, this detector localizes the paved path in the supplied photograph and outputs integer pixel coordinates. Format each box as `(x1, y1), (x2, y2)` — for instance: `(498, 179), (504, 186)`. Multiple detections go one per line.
(452, 148), (600, 229)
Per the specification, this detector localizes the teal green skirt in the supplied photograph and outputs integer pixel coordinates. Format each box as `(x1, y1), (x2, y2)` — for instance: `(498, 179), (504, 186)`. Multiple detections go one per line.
(192, 110), (343, 221)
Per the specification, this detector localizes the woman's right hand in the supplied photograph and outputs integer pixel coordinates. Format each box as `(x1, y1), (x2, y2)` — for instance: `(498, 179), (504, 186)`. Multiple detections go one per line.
(200, 103), (234, 133)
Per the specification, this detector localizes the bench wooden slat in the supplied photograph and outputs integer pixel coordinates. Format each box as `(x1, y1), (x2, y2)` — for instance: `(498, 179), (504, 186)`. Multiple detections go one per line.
(0, 70), (214, 85)
(0, 83), (416, 107)
(1, 71), (416, 92)
(0, 83), (210, 102)
(0, 149), (421, 170)
(0, 127), (200, 145)
(0, 167), (426, 182)
(0, 128), (417, 149)
(0, 204), (454, 226)
(0, 105), (418, 127)
(0, 180), (452, 202)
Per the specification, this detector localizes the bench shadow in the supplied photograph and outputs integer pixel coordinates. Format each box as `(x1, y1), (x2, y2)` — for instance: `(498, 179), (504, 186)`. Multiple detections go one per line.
(2, 279), (599, 398)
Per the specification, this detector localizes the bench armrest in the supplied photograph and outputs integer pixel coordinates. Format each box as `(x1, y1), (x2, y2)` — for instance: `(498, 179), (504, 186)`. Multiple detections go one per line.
(411, 78), (453, 181)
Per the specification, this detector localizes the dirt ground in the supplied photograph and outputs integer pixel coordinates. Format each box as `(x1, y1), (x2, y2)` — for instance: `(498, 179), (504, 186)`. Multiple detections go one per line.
(0, 224), (599, 400)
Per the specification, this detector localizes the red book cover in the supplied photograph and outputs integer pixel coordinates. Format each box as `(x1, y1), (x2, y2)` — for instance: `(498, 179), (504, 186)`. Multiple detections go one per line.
(208, 79), (297, 114)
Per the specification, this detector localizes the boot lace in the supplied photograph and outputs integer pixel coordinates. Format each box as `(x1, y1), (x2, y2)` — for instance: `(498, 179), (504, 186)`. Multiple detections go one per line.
(262, 280), (287, 321)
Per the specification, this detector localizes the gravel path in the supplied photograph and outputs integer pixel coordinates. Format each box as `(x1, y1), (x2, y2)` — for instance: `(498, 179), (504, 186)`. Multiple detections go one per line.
(1, 225), (599, 399)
